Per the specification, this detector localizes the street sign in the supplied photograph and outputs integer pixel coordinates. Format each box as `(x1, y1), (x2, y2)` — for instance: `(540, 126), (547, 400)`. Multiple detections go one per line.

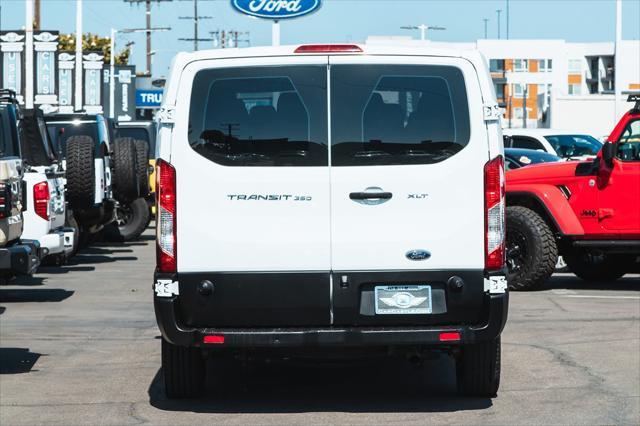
(231, 0), (321, 20)
(102, 65), (136, 121)
(136, 89), (163, 108)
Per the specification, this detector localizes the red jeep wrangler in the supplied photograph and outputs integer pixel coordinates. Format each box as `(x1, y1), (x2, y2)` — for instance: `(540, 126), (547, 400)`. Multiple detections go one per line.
(505, 93), (640, 290)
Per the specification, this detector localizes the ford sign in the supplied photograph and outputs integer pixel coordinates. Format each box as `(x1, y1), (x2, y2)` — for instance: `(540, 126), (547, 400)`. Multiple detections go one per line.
(231, 0), (321, 20)
(405, 250), (431, 261)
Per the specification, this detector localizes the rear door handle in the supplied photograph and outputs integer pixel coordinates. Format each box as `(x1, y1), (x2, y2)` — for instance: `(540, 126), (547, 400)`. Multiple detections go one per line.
(349, 191), (393, 200)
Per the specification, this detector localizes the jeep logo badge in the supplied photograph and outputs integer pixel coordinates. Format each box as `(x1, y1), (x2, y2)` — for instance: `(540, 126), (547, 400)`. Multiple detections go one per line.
(406, 250), (431, 261)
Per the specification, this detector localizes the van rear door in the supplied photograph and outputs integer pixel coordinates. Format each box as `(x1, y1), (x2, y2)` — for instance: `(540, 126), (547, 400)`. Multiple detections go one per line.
(172, 56), (332, 326)
(328, 55), (489, 324)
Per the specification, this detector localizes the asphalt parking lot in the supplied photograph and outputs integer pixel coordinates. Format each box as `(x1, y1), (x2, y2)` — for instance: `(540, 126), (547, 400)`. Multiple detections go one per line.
(0, 227), (638, 425)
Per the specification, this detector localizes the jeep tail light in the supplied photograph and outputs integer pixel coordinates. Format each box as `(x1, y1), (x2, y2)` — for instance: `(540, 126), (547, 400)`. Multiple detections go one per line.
(34, 181), (50, 221)
(0, 182), (8, 219)
(484, 156), (505, 270)
(156, 159), (177, 273)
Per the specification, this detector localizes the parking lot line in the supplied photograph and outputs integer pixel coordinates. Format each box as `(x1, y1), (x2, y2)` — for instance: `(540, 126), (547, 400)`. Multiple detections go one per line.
(559, 295), (640, 300)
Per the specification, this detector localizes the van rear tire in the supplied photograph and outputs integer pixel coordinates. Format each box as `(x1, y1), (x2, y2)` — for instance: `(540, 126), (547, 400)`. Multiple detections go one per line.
(456, 337), (501, 397)
(162, 339), (205, 399)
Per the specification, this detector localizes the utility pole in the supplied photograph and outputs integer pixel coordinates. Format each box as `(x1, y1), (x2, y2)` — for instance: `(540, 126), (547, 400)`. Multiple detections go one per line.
(123, 0), (172, 76)
(210, 30), (250, 48)
(483, 18), (489, 39)
(496, 9), (502, 39)
(179, 0), (212, 51)
(523, 84), (528, 128)
(25, 0), (34, 109)
(400, 24), (446, 41)
(506, 0), (510, 39)
(75, 0), (82, 111)
(34, 0), (41, 30)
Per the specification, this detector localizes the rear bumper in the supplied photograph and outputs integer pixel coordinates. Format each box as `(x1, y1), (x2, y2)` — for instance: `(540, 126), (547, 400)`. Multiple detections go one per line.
(0, 239), (41, 275)
(155, 291), (508, 348)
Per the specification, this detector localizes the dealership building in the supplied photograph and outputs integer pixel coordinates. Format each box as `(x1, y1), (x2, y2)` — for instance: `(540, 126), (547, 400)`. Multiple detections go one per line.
(367, 36), (640, 137)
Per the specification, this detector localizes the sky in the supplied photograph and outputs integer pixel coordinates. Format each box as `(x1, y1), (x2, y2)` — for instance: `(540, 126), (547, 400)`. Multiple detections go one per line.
(1, 0), (639, 78)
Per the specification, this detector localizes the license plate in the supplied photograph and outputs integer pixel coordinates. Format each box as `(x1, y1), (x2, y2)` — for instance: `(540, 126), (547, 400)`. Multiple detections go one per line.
(374, 285), (432, 315)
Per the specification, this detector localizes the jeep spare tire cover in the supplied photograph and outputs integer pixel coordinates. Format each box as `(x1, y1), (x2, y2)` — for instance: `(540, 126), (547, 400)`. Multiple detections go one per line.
(133, 139), (150, 196)
(112, 137), (140, 203)
(65, 135), (96, 209)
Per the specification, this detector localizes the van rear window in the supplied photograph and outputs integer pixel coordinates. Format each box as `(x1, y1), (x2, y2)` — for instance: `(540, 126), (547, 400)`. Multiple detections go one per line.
(188, 66), (328, 166)
(330, 65), (470, 166)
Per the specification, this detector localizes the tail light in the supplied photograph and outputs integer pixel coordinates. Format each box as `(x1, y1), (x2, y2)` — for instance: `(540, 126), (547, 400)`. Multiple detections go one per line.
(484, 156), (505, 270)
(294, 44), (363, 53)
(0, 182), (8, 219)
(33, 181), (50, 220)
(156, 159), (177, 273)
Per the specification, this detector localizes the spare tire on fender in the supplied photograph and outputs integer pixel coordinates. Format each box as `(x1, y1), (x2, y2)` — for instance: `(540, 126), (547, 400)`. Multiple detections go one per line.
(112, 137), (140, 203)
(65, 135), (96, 209)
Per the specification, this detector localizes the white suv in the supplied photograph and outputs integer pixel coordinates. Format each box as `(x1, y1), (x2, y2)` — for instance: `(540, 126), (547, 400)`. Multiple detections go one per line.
(153, 44), (508, 398)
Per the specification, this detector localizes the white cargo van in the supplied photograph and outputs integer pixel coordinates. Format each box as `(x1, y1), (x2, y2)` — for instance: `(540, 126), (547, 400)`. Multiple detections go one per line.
(153, 44), (508, 398)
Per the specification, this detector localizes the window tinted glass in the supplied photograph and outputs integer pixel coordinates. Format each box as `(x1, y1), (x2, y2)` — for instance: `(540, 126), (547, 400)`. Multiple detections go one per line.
(331, 65), (470, 166)
(544, 134), (602, 158)
(0, 107), (20, 158)
(617, 120), (640, 161)
(511, 136), (544, 151)
(46, 121), (100, 157)
(188, 66), (327, 166)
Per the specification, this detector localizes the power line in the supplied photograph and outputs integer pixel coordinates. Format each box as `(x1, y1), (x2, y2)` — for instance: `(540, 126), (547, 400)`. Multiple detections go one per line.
(123, 0), (172, 76)
(209, 30), (250, 48)
(178, 0), (213, 51)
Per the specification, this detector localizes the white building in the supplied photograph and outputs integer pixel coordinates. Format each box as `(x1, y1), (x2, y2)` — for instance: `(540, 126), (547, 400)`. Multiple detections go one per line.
(366, 36), (640, 137)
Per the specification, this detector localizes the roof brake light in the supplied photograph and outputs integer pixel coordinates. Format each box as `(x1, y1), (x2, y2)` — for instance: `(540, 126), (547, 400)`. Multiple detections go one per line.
(294, 44), (363, 54)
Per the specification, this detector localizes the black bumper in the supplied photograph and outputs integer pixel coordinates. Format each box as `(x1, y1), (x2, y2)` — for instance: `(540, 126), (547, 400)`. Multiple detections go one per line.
(0, 239), (41, 275)
(155, 292), (508, 348)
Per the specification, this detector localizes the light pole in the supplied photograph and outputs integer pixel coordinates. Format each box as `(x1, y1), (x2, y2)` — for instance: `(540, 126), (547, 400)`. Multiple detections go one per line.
(483, 18), (489, 39)
(109, 26), (170, 119)
(400, 24), (446, 41)
(496, 9), (502, 39)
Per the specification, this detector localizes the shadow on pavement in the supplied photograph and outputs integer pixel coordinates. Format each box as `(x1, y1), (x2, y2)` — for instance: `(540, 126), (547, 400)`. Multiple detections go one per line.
(9, 276), (47, 286)
(149, 353), (492, 413)
(0, 306), (5, 315)
(544, 274), (640, 291)
(0, 348), (43, 374)
(0, 288), (74, 303)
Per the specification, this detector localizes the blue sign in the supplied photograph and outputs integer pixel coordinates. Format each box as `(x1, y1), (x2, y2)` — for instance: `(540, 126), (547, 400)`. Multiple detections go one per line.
(231, 0), (321, 20)
(136, 90), (163, 108)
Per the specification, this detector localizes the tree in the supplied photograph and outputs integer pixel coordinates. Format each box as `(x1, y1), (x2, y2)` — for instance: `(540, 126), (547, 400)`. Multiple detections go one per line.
(58, 33), (130, 65)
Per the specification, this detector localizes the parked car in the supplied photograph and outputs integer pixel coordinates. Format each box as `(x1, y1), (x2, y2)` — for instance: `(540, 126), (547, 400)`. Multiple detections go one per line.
(0, 90), (40, 280)
(503, 129), (603, 161)
(45, 113), (139, 245)
(154, 44), (508, 398)
(505, 93), (640, 290)
(504, 147), (561, 170)
(18, 108), (77, 264)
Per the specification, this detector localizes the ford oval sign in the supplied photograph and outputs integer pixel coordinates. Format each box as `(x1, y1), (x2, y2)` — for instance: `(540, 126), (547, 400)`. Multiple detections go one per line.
(231, 0), (321, 20)
(406, 250), (431, 261)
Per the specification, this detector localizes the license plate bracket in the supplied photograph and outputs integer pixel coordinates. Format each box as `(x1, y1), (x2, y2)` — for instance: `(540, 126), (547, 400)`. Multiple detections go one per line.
(374, 285), (432, 315)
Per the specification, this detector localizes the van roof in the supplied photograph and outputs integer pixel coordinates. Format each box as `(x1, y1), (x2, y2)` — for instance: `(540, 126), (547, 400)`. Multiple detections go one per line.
(163, 44), (489, 108)
(174, 43), (474, 63)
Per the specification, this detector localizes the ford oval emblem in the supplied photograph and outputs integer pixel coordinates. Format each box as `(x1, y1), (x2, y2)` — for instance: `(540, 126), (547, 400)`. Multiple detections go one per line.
(231, 0), (322, 20)
(406, 250), (431, 261)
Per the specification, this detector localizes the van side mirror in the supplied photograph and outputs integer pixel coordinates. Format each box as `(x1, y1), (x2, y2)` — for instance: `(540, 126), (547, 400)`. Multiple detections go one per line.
(601, 142), (616, 167)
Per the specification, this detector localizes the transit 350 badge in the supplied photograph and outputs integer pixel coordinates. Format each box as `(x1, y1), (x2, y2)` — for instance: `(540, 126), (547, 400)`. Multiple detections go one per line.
(231, 0), (322, 20)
